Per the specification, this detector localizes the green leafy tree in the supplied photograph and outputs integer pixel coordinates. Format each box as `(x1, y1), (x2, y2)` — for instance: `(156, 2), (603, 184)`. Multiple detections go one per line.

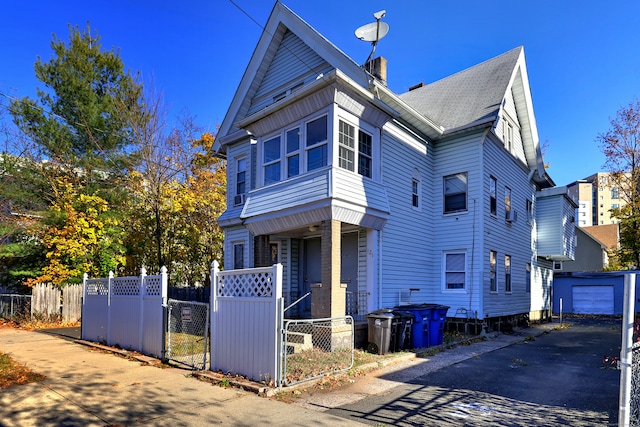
(597, 99), (640, 268)
(3, 24), (145, 285)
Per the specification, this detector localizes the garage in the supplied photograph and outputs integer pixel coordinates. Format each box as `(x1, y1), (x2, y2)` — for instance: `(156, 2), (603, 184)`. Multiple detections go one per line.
(572, 285), (615, 315)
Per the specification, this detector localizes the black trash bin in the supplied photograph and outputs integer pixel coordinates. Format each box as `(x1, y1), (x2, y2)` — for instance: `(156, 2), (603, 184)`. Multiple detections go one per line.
(366, 309), (396, 354)
(393, 310), (414, 350)
(428, 305), (450, 346)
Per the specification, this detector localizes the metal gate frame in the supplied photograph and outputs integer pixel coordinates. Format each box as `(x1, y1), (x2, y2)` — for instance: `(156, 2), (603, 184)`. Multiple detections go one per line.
(167, 299), (210, 370)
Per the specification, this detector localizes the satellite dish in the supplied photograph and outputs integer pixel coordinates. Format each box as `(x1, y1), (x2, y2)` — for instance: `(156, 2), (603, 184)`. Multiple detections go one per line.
(354, 10), (389, 70)
(355, 21), (389, 42)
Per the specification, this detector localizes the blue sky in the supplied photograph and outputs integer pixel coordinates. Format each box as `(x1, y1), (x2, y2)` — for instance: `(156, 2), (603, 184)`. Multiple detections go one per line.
(2, 1), (639, 186)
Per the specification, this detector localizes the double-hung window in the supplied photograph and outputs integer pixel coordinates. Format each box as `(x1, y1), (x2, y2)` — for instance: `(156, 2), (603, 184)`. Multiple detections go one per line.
(489, 176), (497, 216)
(235, 157), (246, 205)
(444, 251), (466, 290)
(444, 173), (467, 213)
(490, 250), (497, 292)
(505, 255), (512, 293)
(233, 243), (245, 270)
(306, 116), (328, 171)
(263, 136), (281, 185)
(525, 263), (531, 293)
(286, 128), (300, 178)
(505, 186), (512, 220)
(338, 119), (373, 178)
(260, 115), (327, 185)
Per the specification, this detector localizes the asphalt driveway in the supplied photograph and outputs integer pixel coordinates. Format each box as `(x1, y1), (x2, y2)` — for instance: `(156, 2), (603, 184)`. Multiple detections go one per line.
(323, 317), (621, 426)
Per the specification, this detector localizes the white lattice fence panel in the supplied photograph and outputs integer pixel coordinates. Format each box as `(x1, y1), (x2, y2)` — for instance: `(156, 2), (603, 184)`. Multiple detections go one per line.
(82, 269), (167, 357)
(217, 272), (275, 297)
(82, 278), (109, 342)
(211, 263), (283, 386)
(142, 274), (167, 357)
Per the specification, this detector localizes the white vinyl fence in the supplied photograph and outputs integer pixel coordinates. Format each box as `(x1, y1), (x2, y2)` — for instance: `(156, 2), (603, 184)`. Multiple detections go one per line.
(82, 267), (168, 358)
(210, 261), (284, 386)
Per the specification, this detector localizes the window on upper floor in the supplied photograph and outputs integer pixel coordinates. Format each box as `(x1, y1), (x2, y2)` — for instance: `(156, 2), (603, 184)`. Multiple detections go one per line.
(489, 176), (497, 216)
(505, 187), (512, 221)
(443, 251), (466, 290)
(526, 199), (533, 224)
(235, 157), (247, 206)
(503, 119), (513, 151)
(444, 173), (467, 214)
(260, 115), (328, 185)
(338, 119), (373, 178)
(306, 115), (328, 171)
(490, 250), (497, 293)
(611, 187), (620, 199)
(412, 169), (421, 209)
(286, 128), (300, 179)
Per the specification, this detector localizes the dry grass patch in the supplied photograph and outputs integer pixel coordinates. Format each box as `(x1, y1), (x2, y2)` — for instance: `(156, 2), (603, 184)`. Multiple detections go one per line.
(0, 351), (45, 389)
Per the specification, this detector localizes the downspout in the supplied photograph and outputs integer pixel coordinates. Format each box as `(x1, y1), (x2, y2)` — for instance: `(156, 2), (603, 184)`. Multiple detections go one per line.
(378, 229), (383, 309)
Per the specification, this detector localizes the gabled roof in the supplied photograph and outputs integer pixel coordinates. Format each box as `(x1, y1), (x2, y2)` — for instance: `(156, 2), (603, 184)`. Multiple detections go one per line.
(216, 1), (368, 148)
(397, 46), (549, 185)
(399, 47), (522, 132)
(215, 2), (551, 187)
(582, 224), (620, 250)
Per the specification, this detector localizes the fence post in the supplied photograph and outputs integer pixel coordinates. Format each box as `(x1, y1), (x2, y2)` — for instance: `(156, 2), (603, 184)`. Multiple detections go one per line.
(161, 266), (168, 362)
(210, 260), (220, 372)
(619, 273), (636, 427)
(107, 271), (113, 345)
(139, 267), (147, 352)
(81, 273), (88, 339)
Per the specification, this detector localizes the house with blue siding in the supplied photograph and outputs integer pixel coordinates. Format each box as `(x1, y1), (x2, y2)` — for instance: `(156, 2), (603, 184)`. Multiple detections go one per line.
(214, 2), (576, 332)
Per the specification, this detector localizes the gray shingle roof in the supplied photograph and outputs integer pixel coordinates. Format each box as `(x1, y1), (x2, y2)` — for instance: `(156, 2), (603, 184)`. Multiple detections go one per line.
(398, 46), (523, 132)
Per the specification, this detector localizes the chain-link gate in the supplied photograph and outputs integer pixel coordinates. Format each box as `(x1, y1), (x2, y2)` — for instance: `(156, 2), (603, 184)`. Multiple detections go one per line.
(282, 316), (354, 386)
(167, 299), (209, 370)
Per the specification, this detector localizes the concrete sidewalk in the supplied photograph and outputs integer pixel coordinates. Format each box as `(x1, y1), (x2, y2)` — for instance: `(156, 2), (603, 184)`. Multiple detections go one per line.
(0, 328), (367, 426)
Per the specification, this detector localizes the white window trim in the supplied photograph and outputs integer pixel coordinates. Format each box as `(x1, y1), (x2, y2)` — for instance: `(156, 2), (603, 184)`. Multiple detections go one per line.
(442, 250), (468, 292)
(334, 109), (379, 181)
(412, 168), (421, 211)
(443, 172), (468, 215)
(234, 156), (247, 206)
(256, 110), (330, 187)
(490, 250), (497, 293)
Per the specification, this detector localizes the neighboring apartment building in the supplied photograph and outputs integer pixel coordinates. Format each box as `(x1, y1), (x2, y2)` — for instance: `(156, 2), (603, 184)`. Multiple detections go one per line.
(567, 172), (625, 226)
(213, 2), (576, 331)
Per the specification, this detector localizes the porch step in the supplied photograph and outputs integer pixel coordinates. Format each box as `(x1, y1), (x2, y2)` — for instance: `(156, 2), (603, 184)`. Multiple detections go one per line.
(286, 331), (313, 354)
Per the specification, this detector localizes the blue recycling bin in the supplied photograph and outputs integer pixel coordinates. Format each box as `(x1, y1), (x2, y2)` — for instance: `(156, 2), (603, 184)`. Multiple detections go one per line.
(396, 304), (437, 348)
(428, 305), (450, 346)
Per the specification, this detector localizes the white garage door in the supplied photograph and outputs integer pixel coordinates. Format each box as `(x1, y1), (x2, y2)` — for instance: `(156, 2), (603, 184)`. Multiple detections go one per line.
(572, 285), (614, 315)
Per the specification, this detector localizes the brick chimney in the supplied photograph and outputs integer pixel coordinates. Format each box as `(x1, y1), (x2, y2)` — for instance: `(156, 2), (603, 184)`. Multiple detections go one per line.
(365, 56), (387, 86)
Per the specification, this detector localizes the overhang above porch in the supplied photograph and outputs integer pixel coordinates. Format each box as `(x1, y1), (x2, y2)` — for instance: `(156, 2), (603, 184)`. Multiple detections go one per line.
(240, 167), (390, 236)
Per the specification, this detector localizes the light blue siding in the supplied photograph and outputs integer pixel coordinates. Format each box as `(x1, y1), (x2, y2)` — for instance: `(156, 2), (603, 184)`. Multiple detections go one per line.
(378, 124), (433, 309)
(481, 138), (537, 318)
(248, 30), (332, 115)
(537, 193), (576, 259)
(430, 132), (484, 316)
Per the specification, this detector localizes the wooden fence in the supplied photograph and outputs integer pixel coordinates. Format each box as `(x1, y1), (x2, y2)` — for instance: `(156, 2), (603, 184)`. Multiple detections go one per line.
(31, 283), (82, 322)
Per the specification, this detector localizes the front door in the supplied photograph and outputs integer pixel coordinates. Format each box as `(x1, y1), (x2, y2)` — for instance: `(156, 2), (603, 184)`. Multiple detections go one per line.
(302, 237), (321, 317)
(341, 232), (359, 315)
